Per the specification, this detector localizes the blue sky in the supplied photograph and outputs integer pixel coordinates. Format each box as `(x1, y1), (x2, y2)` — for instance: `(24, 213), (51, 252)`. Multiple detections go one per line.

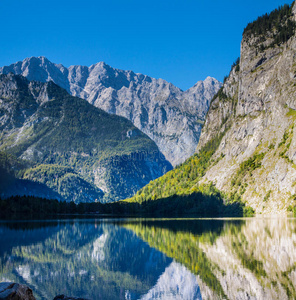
(0, 0), (293, 90)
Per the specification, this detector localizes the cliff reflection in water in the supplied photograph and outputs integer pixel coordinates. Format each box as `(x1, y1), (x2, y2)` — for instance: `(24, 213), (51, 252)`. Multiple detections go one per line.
(125, 218), (296, 300)
(0, 218), (295, 299)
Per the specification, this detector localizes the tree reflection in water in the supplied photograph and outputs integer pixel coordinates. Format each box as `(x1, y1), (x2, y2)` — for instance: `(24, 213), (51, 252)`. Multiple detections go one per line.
(0, 218), (295, 300)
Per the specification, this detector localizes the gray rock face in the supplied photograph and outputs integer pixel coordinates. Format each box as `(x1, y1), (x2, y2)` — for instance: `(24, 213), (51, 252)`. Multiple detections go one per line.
(0, 58), (221, 165)
(197, 2), (296, 214)
(0, 282), (35, 300)
(197, 218), (296, 299)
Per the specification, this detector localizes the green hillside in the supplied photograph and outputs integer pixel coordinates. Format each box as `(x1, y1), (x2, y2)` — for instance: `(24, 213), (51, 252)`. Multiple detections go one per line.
(0, 74), (172, 202)
(122, 132), (253, 217)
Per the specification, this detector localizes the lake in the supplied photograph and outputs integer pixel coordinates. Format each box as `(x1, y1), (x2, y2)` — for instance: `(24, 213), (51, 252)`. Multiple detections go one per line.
(0, 218), (295, 300)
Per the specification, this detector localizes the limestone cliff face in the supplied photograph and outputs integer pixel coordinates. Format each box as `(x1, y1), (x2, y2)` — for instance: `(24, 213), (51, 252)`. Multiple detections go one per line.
(0, 58), (221, 166)
(199, 218), (296, 300)
(197, 2), (296, 214)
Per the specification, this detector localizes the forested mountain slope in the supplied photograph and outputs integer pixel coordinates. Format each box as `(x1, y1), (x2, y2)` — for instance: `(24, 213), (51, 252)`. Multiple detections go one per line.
(0, 74), (172, 202)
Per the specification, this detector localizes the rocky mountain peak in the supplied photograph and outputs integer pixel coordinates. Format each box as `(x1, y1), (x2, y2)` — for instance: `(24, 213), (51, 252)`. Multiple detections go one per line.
(0, 57), (221, 166)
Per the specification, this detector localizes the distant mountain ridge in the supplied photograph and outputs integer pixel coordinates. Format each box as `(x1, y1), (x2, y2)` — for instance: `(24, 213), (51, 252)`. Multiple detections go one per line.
(0, 73), (172, 202)
(0, 57), (222, 165)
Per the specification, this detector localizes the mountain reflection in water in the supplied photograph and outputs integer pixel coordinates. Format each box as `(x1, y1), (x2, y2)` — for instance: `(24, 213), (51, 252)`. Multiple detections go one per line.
(0, 218), (295, 300)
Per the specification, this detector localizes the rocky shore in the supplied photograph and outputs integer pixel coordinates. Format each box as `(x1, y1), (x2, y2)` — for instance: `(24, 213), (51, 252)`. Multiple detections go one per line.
(0, 283), (88, 300)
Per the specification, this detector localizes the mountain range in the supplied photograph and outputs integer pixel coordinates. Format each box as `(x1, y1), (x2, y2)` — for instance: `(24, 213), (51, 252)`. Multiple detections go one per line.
(0, 73), (172, 202)
(0, 57), (221, 166)
(3, 2), (296, 214)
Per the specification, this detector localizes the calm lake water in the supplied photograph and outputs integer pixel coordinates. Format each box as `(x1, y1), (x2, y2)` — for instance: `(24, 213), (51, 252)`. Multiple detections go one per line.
(0, 218), (295, 300)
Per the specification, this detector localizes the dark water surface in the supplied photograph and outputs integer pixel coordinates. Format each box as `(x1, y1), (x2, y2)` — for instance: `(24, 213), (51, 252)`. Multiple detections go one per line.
(0, 218), (295, 299)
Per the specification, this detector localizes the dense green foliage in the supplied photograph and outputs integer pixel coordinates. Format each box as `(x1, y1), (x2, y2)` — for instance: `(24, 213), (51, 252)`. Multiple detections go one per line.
(0, 151), (31, 185)
(23, 164), (104, 203)
(288, 204), (296, 216)
(0, 195), (105, 218)
(0, 193), (243, 218)
(0, 151), (103, 203)
(0, 151), (28, 173)
(0, 152), (62, 200)
(126, 132), (226, 204)
(229, 152), (265, 203)
(108, 188), (244, 217)
(237, 152), (265, 177)
(0, 152), (24, 188)
(244, 3), (296, 47)
(122, 132), (254, 217)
